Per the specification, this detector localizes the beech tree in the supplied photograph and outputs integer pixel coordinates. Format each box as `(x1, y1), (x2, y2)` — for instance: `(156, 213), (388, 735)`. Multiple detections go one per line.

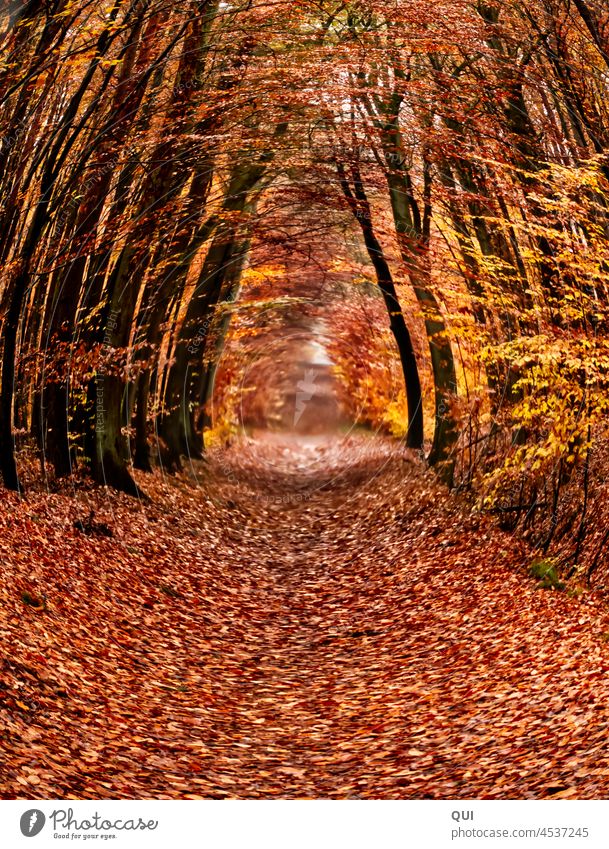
(0, 0), (608, 568)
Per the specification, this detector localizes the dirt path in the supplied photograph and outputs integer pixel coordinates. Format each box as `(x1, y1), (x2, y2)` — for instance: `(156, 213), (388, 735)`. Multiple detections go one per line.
(3, 436), (609, 799)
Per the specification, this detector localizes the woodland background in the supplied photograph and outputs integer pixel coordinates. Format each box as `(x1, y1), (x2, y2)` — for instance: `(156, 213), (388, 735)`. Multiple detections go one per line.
(7, 0), (609, 802)
(3, 0), (609, 582)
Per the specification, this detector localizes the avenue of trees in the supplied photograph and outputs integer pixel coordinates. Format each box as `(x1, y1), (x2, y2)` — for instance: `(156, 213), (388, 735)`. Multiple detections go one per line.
(2, 0), (609, 560)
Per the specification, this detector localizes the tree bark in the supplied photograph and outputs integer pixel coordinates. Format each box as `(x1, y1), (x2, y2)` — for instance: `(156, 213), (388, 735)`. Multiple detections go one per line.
(338, 162), (424, 450)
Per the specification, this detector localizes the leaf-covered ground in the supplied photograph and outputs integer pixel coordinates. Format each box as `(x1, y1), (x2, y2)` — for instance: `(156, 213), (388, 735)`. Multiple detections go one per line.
(2, 435), (609, 799)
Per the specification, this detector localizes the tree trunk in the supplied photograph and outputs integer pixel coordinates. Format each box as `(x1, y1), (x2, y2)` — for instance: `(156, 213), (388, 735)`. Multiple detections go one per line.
(338, 162), (424, 449)
(384, 159), (458, 484)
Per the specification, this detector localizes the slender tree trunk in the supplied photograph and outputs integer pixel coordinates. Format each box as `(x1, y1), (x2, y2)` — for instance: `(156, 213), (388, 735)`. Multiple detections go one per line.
(198, 236), (252, 443)
(384, 158), (458, 483)
(338, 162), (424, 449)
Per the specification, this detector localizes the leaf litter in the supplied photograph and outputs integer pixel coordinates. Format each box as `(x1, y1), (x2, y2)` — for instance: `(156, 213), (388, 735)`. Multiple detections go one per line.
(2, 436), (609, 799)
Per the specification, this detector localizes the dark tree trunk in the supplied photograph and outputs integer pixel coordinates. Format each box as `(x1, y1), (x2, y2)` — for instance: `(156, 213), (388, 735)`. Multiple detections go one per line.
(338, 162), (424, 450)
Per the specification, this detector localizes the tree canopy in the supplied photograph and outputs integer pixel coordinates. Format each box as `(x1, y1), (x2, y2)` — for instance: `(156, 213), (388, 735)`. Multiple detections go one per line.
(1, 0), (609, 566)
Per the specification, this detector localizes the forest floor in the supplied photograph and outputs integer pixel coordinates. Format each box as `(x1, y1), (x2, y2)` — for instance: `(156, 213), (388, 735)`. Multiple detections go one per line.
(3, 434), (609, 799)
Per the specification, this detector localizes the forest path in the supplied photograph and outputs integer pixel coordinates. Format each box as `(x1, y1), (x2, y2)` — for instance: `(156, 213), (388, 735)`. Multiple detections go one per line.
(3, 436), (609, 799)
